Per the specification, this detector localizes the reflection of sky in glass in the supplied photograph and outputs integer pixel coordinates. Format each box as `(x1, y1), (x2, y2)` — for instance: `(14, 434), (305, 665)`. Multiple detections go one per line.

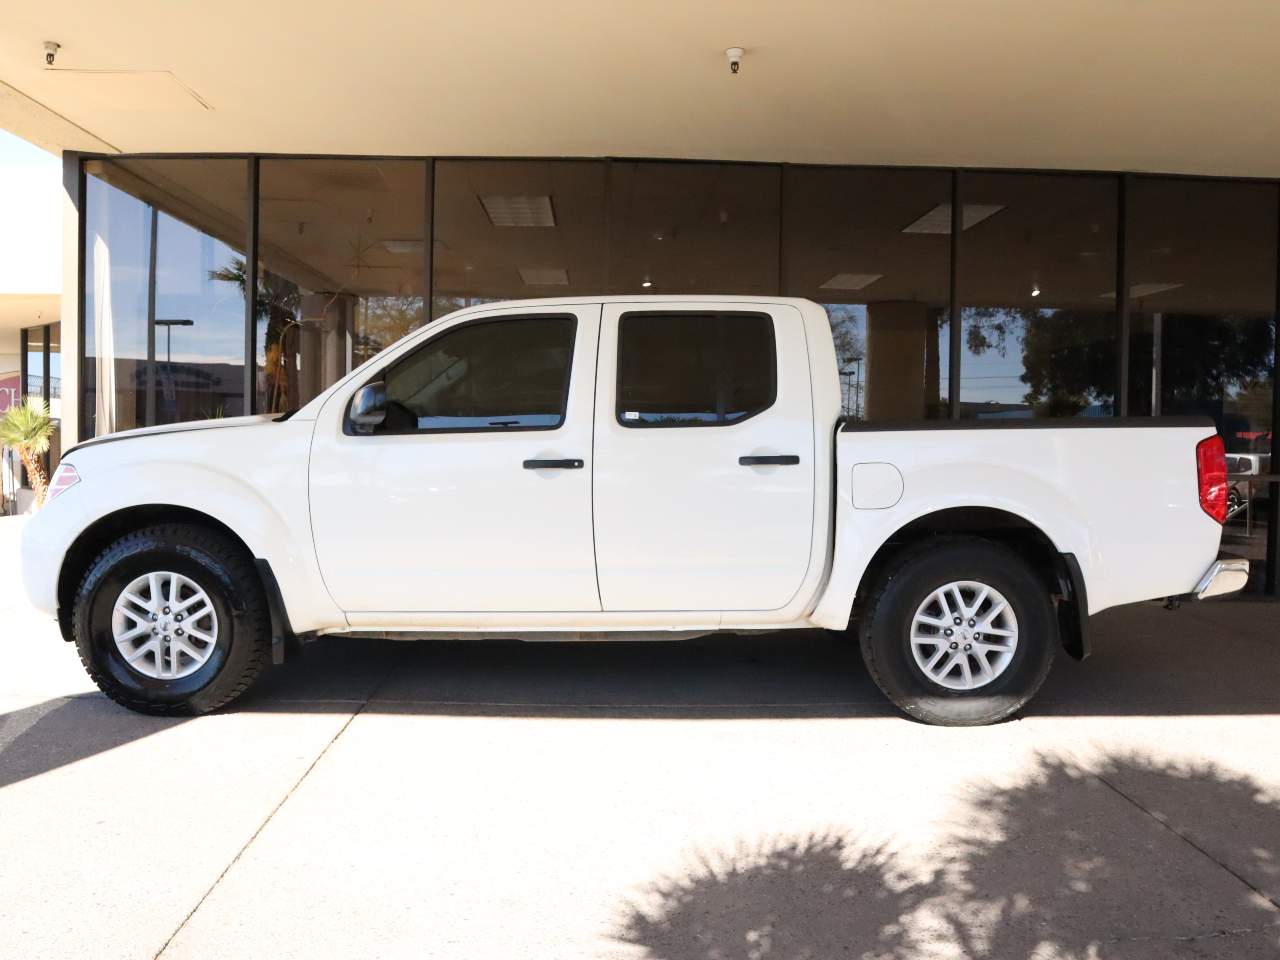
(155, 213), (244, 365)
(960, 307), (1030, 405)
(84, 176), (244, 367)
(85, 176), (150, 361)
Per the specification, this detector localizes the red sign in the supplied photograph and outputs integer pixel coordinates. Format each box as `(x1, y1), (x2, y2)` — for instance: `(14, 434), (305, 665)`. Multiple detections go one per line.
(0, 372), (19, 415)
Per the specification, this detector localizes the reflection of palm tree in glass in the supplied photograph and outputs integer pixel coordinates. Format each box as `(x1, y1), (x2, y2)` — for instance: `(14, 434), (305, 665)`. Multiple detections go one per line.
(210, 257), (301, 413)
(212, 257), (426, 412)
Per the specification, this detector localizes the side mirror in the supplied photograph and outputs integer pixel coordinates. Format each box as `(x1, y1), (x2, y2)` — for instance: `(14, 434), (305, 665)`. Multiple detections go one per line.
(349, 381), (387, 434)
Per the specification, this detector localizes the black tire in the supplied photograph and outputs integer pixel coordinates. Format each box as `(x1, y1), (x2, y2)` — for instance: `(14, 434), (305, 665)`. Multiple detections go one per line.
(860, 537), (1056, 726)
(72, 523), (270, 716)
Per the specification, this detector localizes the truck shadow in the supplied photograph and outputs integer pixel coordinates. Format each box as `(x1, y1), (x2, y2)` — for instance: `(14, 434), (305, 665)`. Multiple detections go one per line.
(254, 597), (1280, 719)
(2, 600), (1277, 790)
(612, 752), (1280, 959)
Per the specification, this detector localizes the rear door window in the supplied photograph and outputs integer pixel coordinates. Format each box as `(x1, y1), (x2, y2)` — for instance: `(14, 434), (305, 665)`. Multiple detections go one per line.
(616, 312), (776, 427)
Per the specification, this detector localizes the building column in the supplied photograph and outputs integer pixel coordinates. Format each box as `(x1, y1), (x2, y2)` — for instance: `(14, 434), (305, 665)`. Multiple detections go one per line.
(59, 151), (81, 448)
(865, 301), (935, 421)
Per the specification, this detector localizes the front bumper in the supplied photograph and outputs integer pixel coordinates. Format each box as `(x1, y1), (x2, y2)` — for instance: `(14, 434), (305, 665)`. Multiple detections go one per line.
(1193, 556), (1250, 600)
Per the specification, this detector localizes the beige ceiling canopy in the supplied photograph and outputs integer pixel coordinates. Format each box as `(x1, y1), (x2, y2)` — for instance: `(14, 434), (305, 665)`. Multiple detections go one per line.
(2, 1), (1279, 177)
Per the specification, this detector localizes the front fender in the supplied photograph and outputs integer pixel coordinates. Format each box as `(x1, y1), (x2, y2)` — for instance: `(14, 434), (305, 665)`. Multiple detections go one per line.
(23, 428), (343, 634)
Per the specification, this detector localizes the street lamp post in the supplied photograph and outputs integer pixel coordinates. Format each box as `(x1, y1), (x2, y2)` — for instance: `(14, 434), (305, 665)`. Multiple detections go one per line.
(154, 318), (194, 365)
(840, 355), (865, 421)
(153, 319), (194, 420)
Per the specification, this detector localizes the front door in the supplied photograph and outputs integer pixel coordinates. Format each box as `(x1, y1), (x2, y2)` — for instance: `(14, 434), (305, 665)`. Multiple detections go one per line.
(309, 305), (601, 613)
(591, 304), (816, 612)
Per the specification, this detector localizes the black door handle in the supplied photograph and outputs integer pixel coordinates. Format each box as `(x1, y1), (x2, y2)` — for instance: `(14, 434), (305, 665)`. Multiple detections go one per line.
(739, 455), (800, 466)
(523, 458), (584, 470)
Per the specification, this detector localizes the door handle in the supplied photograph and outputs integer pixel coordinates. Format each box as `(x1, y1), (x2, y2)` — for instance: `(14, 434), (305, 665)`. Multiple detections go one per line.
(523, 458), (585, 470)
(739, 455), (800, 466)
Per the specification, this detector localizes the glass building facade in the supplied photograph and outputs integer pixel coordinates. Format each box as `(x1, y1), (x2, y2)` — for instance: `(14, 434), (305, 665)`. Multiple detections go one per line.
(73, 155), (1279, 591)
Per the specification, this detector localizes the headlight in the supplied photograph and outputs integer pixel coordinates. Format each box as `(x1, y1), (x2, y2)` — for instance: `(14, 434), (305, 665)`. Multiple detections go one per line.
(47, 462), (81, 502)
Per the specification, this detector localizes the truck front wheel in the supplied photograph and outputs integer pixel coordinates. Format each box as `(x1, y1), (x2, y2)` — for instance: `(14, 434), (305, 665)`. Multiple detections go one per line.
(860, 538), (1056, 726)
(71, 524), (271, 716)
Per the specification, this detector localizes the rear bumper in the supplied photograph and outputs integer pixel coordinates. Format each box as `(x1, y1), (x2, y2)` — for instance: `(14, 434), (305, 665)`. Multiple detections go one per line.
(1193, 556), (1250, 600)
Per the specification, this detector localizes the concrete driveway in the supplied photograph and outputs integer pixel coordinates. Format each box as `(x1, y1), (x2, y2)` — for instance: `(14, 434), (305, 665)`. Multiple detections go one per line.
(1, 515), (1278, 959)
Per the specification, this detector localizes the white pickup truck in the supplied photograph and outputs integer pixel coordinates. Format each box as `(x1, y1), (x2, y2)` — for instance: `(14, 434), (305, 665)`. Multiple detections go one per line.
(22, 297), (1246, 725)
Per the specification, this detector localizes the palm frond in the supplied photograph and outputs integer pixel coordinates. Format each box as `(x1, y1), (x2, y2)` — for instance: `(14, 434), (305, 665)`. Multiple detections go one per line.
(0, 397), (55, 456)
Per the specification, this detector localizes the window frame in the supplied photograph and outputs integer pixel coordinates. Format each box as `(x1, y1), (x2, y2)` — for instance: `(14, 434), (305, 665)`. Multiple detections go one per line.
(614, 310), (778, 430)
(343, 312), (578, 437)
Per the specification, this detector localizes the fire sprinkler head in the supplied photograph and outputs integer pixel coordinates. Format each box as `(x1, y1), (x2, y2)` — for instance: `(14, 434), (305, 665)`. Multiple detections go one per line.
(726, 47), (744, 75)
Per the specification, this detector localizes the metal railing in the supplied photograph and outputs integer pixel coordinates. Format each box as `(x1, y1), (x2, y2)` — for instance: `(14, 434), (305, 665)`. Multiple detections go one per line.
(23, 375), (62, 400)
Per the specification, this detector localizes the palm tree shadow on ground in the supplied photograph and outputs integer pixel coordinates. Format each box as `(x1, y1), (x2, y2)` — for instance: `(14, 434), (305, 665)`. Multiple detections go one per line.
(616, 833), (938, 960)
(614, 753), (1280, 959)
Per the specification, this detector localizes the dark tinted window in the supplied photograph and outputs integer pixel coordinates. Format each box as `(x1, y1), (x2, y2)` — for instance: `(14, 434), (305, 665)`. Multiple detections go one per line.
(379, 316), (574, 432)
(607, 162), (780, 296)
(257, 158), (428, 411)
(782, 166), (952, 422)
(956, 172), (1119, 419)
(617, 312), (775, 426)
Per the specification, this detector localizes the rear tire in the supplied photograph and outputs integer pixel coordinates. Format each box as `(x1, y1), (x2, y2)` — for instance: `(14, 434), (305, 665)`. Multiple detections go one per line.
(72, 524), (270, 716)
(860, 538), (1056, 726)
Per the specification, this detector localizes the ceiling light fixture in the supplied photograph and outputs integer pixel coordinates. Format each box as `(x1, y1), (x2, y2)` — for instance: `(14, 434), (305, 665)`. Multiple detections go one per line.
(518, 267), (569, 286)
(479, 195), (556, 228)
(641, 278), (653, 288)
(902, 204), (1004, 235)
(1031, 284), (1041, 297)
(819, 272), (884, 291)
(1098, 282), (1183, 299)
(381, 239), (425, 255)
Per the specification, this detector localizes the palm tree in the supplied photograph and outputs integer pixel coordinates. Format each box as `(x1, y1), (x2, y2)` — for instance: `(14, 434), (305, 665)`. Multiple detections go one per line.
(0, 398), (55, 507)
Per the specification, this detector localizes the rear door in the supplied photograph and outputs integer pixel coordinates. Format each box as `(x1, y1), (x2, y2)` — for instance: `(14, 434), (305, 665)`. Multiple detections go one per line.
(591, 304), (816, 612)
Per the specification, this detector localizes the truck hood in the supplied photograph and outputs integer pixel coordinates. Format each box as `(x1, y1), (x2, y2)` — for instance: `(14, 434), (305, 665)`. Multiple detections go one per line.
(66, 414), (280, 455)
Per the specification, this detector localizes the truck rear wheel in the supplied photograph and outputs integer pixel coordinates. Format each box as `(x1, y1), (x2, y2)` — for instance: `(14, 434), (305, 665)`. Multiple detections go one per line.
(859, 538), (1055, 726)
(71, 524), (271, 716)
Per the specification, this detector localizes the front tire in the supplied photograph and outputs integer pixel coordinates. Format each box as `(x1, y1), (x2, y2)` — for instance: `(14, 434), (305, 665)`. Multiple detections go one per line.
(860, 538), (1056, 726)
(72, 524), (271, 716)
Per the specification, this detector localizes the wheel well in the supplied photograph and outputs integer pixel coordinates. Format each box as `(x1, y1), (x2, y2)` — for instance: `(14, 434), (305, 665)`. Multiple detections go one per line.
(55, 505), (256, 643)
(853, 507), (1089, 660)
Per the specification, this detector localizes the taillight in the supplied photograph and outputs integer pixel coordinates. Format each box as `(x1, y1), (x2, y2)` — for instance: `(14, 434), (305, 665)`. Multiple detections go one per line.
(47, 463), (80, 502)
(1196, 435), (1227, 524)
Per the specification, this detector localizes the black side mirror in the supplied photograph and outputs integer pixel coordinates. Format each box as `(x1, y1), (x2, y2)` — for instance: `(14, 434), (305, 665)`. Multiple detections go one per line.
(350, 381), (387, 434)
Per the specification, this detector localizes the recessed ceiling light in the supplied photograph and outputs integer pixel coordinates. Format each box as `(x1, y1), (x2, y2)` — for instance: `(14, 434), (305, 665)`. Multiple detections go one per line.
(819, 272), (883, 291)
(1128, 282), (1182, 298)
(518, 267), (569, 285)
(1031, 284), (1041, 297)
(902, 203), (1004, 234)
(480, 195), (556, 227)
(381, 239), (425, 255)
(1099, 282), (1184, 299)
(641, 278), (652, 288)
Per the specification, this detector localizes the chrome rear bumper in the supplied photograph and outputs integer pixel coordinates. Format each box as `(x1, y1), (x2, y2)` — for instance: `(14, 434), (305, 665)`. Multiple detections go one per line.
(1193, 556), (1250, 600)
